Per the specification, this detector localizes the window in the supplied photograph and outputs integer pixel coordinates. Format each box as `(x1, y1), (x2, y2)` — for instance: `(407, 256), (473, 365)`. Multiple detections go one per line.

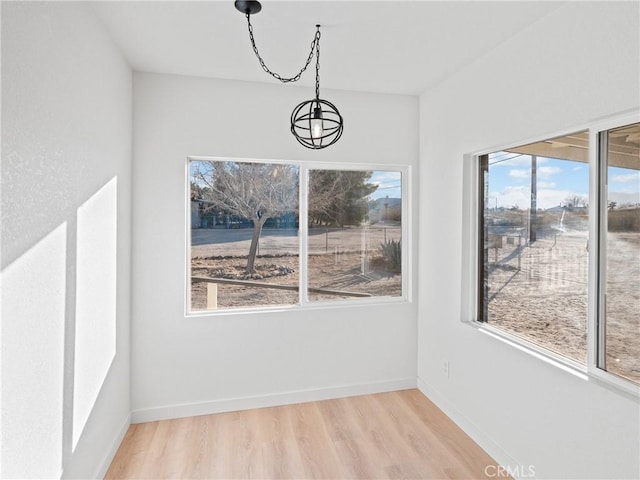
(307, 169), (403, 301)
(472, 117), (639, 389)
(188, 158), (407, 312)
(479, 131), (590, 365)
(189, 160), (300, 310)
(598, 123), (640, 384)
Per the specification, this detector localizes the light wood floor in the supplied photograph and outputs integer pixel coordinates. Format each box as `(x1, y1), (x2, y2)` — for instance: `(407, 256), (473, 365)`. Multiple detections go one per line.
(105, 389), (503, 479)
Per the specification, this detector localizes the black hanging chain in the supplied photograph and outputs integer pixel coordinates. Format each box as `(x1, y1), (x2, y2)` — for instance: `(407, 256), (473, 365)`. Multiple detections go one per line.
(245, 12), (321, 84)
(314, 25), (320, 100)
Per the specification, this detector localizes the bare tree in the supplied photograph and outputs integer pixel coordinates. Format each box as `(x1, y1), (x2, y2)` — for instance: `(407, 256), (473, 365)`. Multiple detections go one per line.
(191, 161), (298, 274)
(562, 194), (588, 210)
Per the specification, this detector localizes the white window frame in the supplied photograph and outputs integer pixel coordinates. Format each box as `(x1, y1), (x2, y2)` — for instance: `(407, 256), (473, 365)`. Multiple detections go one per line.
(461, 110), (640, 396)
(185, 156), (411, 316)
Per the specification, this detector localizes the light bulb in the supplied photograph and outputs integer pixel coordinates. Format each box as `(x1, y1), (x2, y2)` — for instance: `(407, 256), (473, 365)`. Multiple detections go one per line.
(311, 106), (323, 139)
(311, 119), (323, 139)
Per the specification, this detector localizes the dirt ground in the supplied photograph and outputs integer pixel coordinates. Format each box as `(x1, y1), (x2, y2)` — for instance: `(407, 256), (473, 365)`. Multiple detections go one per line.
(487, 230), (639, 384)
(190, 226), (402, 310)
(191, 252), (402, 309)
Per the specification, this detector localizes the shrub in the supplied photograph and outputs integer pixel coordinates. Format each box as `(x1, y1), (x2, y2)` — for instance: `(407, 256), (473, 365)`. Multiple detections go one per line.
(608, 208), (640, 232)
(379, 239), (401, 274)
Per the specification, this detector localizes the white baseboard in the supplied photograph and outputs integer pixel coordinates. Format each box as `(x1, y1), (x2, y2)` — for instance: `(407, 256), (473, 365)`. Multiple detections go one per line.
(417, 377), (520, 474)
(131, 377), (417, 424)
(95, 413), (131, 479)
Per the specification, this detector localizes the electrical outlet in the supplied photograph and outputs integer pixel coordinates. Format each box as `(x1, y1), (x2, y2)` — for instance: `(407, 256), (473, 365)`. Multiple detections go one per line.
(442, 360), (450, 379)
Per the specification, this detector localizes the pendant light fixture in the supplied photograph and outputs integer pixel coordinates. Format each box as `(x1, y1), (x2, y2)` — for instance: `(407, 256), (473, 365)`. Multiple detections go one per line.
(235, 0), (344, 149)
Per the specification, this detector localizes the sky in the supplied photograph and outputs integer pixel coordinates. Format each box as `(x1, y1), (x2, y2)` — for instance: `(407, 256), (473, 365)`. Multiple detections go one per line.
(369, 171), (402, 200)
(488, 153), (640, 210)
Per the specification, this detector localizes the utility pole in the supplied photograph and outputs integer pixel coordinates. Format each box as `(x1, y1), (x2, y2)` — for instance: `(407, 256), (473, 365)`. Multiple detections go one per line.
(530, 155), (537, 243)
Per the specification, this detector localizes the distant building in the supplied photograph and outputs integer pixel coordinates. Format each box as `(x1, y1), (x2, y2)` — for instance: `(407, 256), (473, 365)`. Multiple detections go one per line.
(190, 198), (297, 229)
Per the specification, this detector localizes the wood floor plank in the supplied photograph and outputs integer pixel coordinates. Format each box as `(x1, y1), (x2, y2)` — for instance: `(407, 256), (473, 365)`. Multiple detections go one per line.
(104, 389), (507, 480)
(399, 390), (498, 479)
(259, 405), (306, 478)
(290, 401), (345, 479)
(360, 393), (411, 460)
(156, 417), (197, 478)
(376, 392), (457, 478)
(105, 421), (158, 479)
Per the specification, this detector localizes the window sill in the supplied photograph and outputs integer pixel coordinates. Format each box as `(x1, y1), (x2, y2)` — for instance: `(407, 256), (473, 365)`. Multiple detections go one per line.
(186, 294), (410, 318)
(468, 321), (640, 400)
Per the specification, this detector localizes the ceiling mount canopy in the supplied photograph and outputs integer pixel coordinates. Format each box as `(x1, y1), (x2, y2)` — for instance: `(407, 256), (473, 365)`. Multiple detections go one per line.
(234, 0), (344, 149)
(234, 0), (261, 16)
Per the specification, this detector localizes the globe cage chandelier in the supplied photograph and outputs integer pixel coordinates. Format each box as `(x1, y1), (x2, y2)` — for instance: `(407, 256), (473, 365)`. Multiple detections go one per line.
(234, 0), (344, 149)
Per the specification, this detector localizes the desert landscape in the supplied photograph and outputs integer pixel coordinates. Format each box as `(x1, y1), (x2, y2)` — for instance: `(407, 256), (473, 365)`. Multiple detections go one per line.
(190, 225), (402, 309)
(486, 227), (639, 384)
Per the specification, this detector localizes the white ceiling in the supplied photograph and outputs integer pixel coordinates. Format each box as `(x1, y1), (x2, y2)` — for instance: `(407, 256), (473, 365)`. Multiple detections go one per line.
(92, 1), (564, 96)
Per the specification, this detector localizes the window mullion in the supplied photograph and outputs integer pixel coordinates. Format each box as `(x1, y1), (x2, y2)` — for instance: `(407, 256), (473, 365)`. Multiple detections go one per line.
(299, 166), (309, 305)
(596, 131), (608, 371)
(478, 154), (489, 323)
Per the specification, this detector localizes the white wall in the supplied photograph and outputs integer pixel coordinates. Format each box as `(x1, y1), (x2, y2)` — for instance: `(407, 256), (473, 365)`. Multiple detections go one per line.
(1, 3), (132, 478)
(131, 73), (419, 420)
(418, 2), (639, 479)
